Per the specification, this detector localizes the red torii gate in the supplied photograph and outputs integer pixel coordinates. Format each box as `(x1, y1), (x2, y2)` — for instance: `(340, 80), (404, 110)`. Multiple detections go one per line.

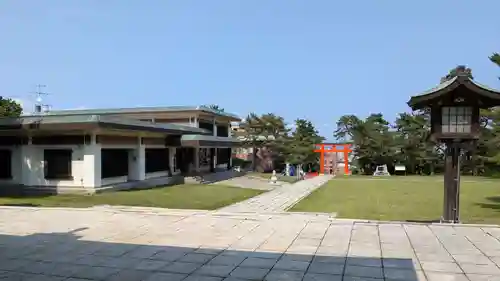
(314, 143), (352, 175)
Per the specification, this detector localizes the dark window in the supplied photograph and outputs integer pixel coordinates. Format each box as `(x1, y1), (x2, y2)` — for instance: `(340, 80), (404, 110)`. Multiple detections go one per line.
(216, 125), (228, 137)
(101, 149), (129, 178)
(217, 148), (230, 165)
(199, 148), (210, 166)
(0, 149), (12, 179)
(44, 149), (72, 180)
(145, 148), (169, 173)
(199, 121), (214, 133)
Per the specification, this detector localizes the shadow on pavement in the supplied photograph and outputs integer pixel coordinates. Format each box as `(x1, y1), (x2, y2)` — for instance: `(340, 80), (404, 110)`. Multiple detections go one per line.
(0, 228), (420, 281)
(405, 219), (441, 224)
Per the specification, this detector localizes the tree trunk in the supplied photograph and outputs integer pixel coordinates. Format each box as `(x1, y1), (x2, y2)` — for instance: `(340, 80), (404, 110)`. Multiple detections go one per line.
(472, 153), (478, 176)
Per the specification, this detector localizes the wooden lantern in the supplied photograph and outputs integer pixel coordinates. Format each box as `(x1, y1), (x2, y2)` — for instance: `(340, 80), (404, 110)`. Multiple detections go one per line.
(408, 72), (500, 223)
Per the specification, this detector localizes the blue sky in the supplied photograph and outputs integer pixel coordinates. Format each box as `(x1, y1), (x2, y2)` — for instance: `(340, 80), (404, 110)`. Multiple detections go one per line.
(1, 1), (499, 137)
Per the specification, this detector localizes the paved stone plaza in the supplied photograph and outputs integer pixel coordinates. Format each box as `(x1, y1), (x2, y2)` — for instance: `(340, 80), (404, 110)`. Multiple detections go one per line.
(1, 207), (500, 280)
(215, 176), (281, 191)
(218, 175), (332, 213)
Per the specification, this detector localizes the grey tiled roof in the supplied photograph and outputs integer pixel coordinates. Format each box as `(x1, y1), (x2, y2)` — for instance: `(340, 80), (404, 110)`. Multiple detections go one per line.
(44, 105), (241, 121)
(0, 114), (211, 135)
(408, 75), (500, 109)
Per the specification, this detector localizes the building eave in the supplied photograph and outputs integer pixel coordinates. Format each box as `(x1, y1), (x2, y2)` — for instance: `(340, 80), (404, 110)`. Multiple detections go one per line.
(42, 105), (241, 122)
(0, 115), (211, 135)
(181, 134), (241, 148)
(407, 76), (500, 110)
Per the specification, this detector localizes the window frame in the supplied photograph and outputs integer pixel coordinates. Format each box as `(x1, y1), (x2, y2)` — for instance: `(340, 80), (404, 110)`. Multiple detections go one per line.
(441, 106), (472, 133)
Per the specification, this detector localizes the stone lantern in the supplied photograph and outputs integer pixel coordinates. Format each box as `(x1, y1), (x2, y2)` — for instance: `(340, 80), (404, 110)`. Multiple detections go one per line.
(408, 72), (500, 223)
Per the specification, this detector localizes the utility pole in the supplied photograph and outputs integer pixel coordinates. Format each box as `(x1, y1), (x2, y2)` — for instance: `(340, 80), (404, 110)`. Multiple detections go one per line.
(32, 84), (50, 114)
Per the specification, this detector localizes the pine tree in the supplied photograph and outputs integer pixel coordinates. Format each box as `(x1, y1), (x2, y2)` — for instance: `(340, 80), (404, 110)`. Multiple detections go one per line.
(0, 97), (22, 117)
(491, 53), (500, 79)
(285, 119), (324, 169)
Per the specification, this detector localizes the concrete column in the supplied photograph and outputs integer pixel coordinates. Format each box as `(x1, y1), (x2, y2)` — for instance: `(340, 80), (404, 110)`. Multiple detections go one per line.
(129, 137), (145, 181)
(213, 148), (218, 168)
(194, 148), (200, 172)
(82, 134), (102, 188)
(213, 120), (217, 137)
(19, 137), (38, 186)
(169, 148), (175, 174)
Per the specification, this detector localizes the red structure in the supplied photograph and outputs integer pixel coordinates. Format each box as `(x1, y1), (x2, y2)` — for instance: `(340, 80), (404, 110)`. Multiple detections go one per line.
(314, 143), (352, 175)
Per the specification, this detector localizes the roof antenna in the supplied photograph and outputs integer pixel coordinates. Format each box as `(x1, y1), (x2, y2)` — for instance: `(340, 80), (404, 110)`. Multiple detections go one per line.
(33, 84), (50, 115)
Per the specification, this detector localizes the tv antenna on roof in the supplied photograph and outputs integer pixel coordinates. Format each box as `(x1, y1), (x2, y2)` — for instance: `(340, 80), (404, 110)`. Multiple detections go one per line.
(32, 84), (50, 115)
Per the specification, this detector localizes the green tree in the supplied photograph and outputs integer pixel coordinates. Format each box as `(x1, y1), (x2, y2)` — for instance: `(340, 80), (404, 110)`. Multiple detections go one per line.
(237, 113), (289, 171)
(394, 112), (439, 174)
(205, 104), (225, 112)
(0, 97), (22, 117)
(284, 119), (324, 170)
(335, 113), (396, 174)
(491, 53), (500, 79)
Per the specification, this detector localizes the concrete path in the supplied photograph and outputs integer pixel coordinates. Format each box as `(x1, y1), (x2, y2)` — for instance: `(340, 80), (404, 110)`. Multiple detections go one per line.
(1, 206), (500, 280)
(213, 176), (283, 191)
(217, 175), (333, 213)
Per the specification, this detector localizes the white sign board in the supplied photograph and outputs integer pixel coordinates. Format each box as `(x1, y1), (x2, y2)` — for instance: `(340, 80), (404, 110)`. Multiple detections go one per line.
(395, 165), (406, 171)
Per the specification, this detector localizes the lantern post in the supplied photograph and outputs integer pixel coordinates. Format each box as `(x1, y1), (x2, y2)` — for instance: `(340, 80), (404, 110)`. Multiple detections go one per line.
(407, 72), (500, 223)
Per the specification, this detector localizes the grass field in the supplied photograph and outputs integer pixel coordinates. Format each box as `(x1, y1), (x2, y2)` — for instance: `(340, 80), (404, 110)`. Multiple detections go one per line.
(290, 175), (500, 225)
(0, 184), (264, 210)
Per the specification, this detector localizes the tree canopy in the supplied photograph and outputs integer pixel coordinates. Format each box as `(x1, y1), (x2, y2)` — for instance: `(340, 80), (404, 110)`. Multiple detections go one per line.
(491, 53), (500, 79)
(0, 97), (22, 117)
(236, 113), (324, 171)
(331, 64), (500, 175)
(205, 104), (225, 112)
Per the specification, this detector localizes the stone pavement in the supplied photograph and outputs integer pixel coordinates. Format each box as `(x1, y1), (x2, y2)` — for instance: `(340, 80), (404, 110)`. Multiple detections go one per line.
(2, 207), (500, 280)
(213, 176), (282, 191)
(217, 175), (333, 213)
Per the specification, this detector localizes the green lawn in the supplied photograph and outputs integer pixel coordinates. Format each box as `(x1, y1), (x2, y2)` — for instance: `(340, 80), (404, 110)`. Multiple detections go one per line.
(248, 172), (299, 183)
(0, 184), (264, 210)
(290, 175), (500, 225)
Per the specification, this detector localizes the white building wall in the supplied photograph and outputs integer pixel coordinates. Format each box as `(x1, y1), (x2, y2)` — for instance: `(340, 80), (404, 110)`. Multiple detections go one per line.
(83, 143), (101, 188)
(0, 136), (180, 192)
(128, 139), (145, 181)
(2, 144), (88, 188)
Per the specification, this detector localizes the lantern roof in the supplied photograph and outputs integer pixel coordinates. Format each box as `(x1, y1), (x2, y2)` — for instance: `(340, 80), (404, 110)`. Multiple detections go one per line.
(407, 73), (500, 110)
